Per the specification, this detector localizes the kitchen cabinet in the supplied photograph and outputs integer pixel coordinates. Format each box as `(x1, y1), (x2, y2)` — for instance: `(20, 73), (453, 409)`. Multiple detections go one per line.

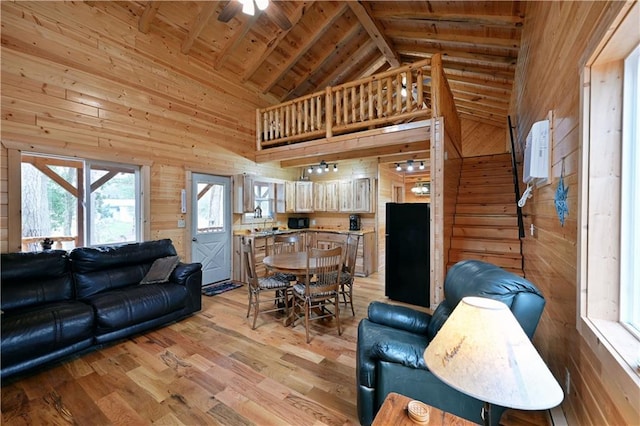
(285, 180), (314, 213)
(325, 181), (340, 212)
(233, 234), (271, 282)
(233, 174), (255, 214)
(233, 232), (307, 282)
(295, 181), (314, 212)
(338, 178), (372, 213)
(339, 181), (354, 212)
(313, 182), (326, 211)
(308, 230), (376, 277)
(353, 178), (371, 212)
(285, 181), (296, 213)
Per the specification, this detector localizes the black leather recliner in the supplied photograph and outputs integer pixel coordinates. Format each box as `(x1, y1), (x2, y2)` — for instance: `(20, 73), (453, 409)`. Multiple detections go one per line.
(356, 260), (546, 425)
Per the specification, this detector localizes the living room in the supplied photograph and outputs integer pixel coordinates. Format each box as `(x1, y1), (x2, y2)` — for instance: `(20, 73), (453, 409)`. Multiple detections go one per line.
(1, 1), (638, 425)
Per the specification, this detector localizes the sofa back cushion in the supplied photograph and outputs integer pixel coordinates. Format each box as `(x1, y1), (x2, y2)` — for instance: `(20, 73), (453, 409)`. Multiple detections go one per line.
(1, 250), (73, 311)
(70, 239), (178, 299)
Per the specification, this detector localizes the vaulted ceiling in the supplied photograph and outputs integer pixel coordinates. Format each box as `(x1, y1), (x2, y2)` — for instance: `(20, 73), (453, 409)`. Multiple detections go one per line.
(120, 1), (524, 130)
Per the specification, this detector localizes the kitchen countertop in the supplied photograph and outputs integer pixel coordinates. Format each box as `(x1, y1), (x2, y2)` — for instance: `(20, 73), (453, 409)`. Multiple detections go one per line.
(234, 228), (374, 237)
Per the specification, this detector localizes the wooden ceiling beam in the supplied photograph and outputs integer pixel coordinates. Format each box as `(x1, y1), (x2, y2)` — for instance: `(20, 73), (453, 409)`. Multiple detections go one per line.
(283, 21), (364, 100)
(242, 2), (311, 82)
(397, 47), (517, 69)
(312, 41), (378, 92)
(372, 12), (524, 28)
(138, 2), (160, 34)
(280, 141), (429, 168)
(181, 2), (218, 54)
(214, 13), (259, 70)
(348, 1), (400, 68)
(256, 121), (431, 163)
(260, 3), (348, 94)
(387, 29), (520, 50)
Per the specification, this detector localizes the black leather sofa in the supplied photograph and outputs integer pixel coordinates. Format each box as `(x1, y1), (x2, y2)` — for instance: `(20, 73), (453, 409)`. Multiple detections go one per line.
(1, 239), (202, 380)
(357, 259), (545, 425)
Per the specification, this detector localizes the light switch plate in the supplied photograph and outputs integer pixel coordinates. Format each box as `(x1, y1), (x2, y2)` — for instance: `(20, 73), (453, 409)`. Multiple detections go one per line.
(178, 219), (186, 228)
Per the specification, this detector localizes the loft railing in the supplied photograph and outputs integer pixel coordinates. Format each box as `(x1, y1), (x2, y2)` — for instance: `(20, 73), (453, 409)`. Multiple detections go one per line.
(257, 58), (432, 149)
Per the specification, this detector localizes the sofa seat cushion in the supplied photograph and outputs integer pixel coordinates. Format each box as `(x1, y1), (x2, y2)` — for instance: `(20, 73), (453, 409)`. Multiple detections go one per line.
(85, 283), (188, 334)
(1, 301), (94, 366)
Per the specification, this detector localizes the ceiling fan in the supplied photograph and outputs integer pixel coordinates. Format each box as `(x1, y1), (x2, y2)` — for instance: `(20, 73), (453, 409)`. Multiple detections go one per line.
(218, 0), (293, 31)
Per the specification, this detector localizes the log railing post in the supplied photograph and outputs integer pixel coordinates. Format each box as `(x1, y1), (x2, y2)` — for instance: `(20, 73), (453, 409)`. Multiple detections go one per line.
(325, 86), (333, 138)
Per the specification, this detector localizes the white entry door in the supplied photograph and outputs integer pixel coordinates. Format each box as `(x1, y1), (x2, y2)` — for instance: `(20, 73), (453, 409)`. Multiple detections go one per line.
(191, 173), (231, 285)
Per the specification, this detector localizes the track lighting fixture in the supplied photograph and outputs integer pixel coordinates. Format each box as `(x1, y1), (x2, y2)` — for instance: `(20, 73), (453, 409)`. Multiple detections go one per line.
(394, 160), (427, 172)
(308, 160), (338, 175)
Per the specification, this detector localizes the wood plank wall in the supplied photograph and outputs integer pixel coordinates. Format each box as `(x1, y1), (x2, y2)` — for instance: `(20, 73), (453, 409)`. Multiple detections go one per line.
(511, 1), (636, 424)
(461, 119), (508, 157)
(0, 1), (296, 255)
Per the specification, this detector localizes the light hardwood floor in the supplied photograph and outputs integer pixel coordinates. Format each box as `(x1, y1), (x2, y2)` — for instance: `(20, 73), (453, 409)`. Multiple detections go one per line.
(1, 271), (550, 425)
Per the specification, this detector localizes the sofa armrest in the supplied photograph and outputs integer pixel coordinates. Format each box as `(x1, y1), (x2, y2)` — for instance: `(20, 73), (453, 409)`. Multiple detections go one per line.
(367, 301), (432, 334)
(170, 262), (202, 313)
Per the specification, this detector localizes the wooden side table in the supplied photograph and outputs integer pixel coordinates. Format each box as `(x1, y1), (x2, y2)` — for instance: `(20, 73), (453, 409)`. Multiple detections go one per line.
(372, 392), (476, 425)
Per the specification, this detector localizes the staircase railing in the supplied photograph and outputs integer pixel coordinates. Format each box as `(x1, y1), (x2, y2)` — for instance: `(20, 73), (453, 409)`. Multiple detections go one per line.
(508, 115), (525, 239)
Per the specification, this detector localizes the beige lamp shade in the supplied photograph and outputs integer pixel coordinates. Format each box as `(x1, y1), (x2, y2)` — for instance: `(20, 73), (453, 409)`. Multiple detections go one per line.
(424, 296), (564, 410)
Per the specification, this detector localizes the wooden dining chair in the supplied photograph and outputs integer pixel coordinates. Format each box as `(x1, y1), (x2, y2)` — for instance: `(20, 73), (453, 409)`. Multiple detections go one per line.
(269, 234), (302, 284)
(242, 239), (291, 330)
(340, 233), (360, 316)
(291, 246), (342, 343)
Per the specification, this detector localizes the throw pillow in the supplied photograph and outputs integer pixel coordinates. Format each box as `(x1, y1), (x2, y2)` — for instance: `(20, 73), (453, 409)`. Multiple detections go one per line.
(140, 255), (180, 284)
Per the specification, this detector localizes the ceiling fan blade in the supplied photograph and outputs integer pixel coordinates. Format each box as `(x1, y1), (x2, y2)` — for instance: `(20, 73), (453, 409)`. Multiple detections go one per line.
(218, 1), (242, 23)
(265, 3), (292, 31)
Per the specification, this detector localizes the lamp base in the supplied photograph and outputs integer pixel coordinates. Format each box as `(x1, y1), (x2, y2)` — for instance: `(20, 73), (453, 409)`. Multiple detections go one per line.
(481, 401), (492, 426)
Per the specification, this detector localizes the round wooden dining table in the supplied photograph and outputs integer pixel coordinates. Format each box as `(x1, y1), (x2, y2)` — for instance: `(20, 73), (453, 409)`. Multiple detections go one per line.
(263, 252), (314, 275)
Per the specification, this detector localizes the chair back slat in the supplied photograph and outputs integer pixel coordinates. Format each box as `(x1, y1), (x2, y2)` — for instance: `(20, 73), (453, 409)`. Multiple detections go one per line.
(271, 234), (302, 256)
(242, 239), (259, 290)
(344, 234), (360, 274)
(305, 246), (342, 295)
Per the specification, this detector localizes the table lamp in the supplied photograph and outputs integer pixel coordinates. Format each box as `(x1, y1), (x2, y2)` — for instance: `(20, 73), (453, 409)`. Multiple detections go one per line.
(423, 296), (564, 426)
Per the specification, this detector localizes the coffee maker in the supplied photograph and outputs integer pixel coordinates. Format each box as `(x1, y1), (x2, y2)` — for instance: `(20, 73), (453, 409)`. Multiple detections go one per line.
(349, 214), (361, 231)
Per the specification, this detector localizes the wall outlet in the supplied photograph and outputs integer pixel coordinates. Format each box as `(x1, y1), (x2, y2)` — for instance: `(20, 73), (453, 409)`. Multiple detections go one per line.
(177, 219), (186, 228)
(564, 367), (571, 395)
(311, 219), (316, 226)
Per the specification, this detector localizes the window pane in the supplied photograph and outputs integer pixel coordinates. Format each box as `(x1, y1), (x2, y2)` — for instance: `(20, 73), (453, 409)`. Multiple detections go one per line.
(197, 183), (225, 233)
(89, 166), (138, 245)
(620, 44), (640, 336)
(21, 160), (79, 252)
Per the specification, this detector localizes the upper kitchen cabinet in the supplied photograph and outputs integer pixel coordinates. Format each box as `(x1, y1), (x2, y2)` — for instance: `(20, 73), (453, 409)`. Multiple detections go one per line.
(314, 181), (326, 211)
(325, 181), (340, 212)
(339, 178), (373, 213)
(295, 181), (314, 212)
(286, 181), (314, 213)
(233, 174), (255, 214)
(353, 178), (371, 212)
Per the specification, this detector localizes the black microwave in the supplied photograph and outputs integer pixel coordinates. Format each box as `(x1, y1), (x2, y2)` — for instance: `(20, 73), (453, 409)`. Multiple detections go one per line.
(288, 217), (309, 229)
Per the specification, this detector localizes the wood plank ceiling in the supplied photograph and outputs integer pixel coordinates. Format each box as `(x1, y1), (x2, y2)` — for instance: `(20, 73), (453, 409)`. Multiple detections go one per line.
(114, 0), (522, 175)
(122, 1), (522, 127)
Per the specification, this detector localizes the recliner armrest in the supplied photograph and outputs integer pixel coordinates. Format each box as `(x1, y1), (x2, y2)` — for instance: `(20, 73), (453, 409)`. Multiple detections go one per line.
(367, 301), (432, 334)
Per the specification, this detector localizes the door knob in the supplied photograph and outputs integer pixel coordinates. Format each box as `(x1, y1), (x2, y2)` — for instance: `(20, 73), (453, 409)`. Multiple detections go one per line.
(192, 237), (197, 242)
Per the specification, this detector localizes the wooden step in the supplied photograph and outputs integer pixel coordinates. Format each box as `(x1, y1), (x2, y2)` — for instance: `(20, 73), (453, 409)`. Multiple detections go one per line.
(449, 249), (523, 270)
(457, 183), (515, 195)
(452, 225), (520, 239)
(450, 237), (521, 254)
(455, 214), (518, 227)
(456, 203), (517, 215)
(462, 154), (512, 165)
(460, 166), (513, 179)
(447, 261), (524, 277)
(456, 192), (516, 204)
(459, 175), (513, 186)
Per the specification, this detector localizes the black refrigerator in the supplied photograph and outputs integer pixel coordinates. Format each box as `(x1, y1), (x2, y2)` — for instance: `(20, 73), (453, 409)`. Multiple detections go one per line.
(385, 203), (430, 307)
